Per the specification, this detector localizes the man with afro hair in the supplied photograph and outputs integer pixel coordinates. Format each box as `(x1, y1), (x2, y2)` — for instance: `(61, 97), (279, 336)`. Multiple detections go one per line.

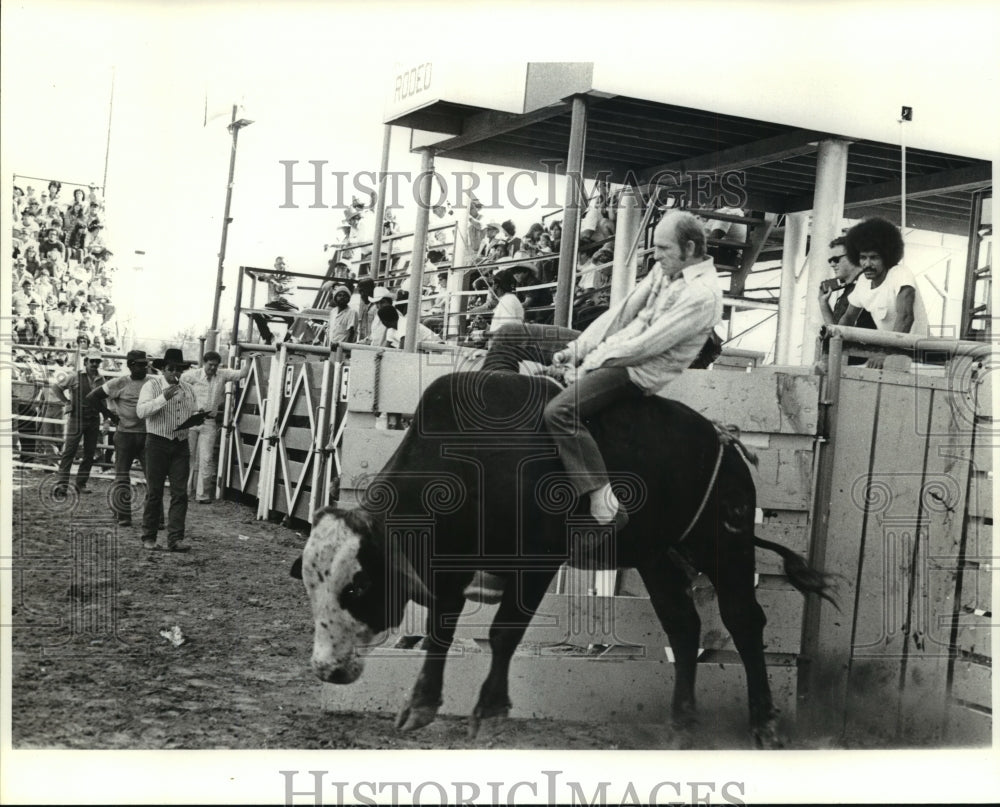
(839, 217), (928, 338)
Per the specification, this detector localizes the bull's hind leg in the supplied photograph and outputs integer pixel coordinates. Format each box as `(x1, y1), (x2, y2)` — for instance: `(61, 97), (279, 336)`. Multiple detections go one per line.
(699, 534), (783, 749)
(637, 554), (701, 741)
(396, 576), (466, 732)
(469, 568), (556, 738)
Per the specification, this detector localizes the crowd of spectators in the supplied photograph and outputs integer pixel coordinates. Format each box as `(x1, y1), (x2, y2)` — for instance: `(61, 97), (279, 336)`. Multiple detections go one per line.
(11, 179), (120, 361)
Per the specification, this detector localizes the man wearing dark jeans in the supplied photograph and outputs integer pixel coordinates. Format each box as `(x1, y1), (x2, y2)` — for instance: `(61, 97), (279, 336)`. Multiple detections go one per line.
(51, 347), (112, 495)
(87, 349), (155, 526)
(136, 347), (201, 552)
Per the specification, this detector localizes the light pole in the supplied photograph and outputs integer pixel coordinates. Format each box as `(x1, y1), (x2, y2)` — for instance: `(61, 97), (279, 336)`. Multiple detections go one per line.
(208, 105), (253, 351)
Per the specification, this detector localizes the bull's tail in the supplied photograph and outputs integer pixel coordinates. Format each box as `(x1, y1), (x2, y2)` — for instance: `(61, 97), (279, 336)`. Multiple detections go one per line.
(754, 536), (841, 611)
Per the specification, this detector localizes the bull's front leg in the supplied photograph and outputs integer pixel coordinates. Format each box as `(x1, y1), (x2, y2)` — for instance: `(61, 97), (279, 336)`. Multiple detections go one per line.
(469, 568), (555, 738)
(396, 580), (466, 732)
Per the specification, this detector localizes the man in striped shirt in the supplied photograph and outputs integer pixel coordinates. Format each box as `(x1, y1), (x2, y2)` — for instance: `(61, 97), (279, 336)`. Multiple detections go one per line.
(136, 347), (202, 552)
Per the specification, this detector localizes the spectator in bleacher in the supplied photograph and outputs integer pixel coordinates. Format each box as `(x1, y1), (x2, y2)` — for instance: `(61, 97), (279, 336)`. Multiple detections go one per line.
(13, 185), (25, 219)
(70, 188), (86, 207)
(547, 220), (562, 252)
(326, 286), (357, 345)
(181, 350), (257, 504)
(33, 266), (55, 302)
(250, 256), (298, 343)
(39, 228), (65, 259)
(476, 221), (504, 261)
(368, 287), (396, 347)
(47, 299), (76, 347)
(85, 218), (107, 255)
(20, 211), (40, 242)
(486, 269), (524, 334)
(12, 279), (37, 316)
(51, 347), (114, 496)
(376, 304), (441, 350)
(511, 264), (554, 323)
(47, 180), (63, 206)
(16, 301), (46, 345)
(702, 207), (747, 269)
(354, 277), (378, 344)
(501, 220), (519, 255)
(64, 200), (87, 236)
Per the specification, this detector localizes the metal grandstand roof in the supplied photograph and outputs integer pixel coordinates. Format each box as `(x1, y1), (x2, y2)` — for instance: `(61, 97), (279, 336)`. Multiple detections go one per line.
(413, 93), (991, 235)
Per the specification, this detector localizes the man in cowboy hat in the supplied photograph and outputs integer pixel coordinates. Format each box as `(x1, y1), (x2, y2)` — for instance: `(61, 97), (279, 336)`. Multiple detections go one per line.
(87, 349), (156, 526)
(136, 347), (202, 551)
(51, 347), (114, 496)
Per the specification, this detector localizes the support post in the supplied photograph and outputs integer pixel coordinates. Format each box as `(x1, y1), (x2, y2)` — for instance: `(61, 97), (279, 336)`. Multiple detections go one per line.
(775, 212), (809, 364)
(404, 149), (434, 352)
(369, 124), (392, 281)
(610, 187), (640, 308)
(801, 139), (850, 354)
(211, 106), (252, 332)
(445, 191), (474, 342)
(554, 95), (588, 328)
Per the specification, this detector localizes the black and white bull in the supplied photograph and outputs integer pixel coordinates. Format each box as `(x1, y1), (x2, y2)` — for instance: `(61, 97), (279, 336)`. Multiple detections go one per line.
(291, 370), (836, 747)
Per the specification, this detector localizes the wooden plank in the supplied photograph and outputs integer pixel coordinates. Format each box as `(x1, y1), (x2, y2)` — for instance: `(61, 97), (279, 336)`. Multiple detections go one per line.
(444, 590), (804, 654)
(663, 366), (820, 435)
(278, 427), (316, 453)
(273, 483), (312, 522)
(234, 414), (262, 435)
(346, 351), (377, 412)
(376, 352), (466, 415)
(846, 382), (934, 739)
(802, 374), (880, 734)
(320, 647), (797, 729)
(951, 657), (992, 711)
(898, 385), (971, 740)
(339, 428), (407, 490)
(752, 436), (815, 510)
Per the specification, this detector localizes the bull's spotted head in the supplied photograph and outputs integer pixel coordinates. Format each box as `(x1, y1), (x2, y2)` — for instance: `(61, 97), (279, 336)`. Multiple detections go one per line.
(290, 507), (431, 684)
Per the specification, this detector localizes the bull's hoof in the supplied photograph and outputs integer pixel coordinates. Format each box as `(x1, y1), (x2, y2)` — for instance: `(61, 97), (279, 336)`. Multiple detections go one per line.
(468, 708), (510, 740)
(751, 718), (786, 749)
(395, 703), (439, 732)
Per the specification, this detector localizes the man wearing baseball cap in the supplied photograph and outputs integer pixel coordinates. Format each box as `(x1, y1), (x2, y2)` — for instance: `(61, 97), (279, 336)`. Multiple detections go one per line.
(87, 349), (155, 526)
(51, 347), (114, 496)
(326, 285), (357, 345)
(367, 287), (396, 347)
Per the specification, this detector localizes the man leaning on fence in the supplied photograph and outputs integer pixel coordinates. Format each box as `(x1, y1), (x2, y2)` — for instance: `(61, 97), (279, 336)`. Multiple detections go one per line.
(181, 350), (257, 504)
(51, 347), (114, 497)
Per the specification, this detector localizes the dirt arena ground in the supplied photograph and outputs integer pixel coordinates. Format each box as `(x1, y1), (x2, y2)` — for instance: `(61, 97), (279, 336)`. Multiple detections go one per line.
(10, 467), (857, 751)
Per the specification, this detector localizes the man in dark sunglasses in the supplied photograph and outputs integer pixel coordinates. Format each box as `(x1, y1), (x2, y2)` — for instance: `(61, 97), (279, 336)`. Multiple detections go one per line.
(818, 236), (875, 329)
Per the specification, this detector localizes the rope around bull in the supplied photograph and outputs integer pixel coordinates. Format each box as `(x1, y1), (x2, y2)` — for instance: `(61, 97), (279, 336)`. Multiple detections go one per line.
(675, 422), (758, 545)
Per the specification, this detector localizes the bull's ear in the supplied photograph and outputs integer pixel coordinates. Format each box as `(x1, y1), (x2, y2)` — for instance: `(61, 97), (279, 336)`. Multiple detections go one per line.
(387, 535), (433, 606)
(290, 555), (303, 580)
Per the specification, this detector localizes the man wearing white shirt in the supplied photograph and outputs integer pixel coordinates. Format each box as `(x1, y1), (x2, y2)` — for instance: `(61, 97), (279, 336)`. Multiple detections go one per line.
(181, 350), (256, 503)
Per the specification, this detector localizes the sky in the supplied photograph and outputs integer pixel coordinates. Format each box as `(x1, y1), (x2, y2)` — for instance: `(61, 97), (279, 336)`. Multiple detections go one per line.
(2, 1), (999, 802)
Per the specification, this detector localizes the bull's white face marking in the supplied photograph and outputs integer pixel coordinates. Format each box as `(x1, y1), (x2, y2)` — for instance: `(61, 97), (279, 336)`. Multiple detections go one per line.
(302, 513), (373, 683)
